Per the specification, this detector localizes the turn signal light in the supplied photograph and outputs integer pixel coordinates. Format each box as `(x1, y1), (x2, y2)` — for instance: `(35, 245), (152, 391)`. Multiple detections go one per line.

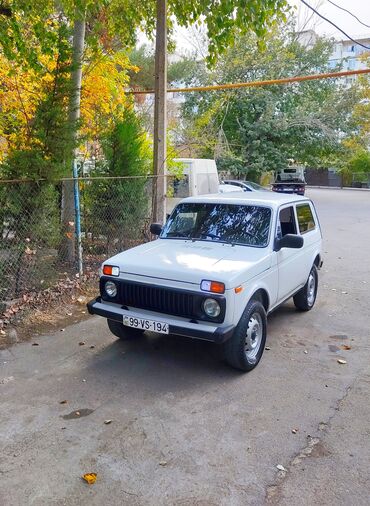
(103, 265), (120, 276)
(200, 280), (225, 294)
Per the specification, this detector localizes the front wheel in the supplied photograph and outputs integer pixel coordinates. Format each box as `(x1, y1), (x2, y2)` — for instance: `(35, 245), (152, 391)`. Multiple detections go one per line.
(222, 300), (267, 372)
(107, 319), (145, 340)
(293, 265), (318, 311)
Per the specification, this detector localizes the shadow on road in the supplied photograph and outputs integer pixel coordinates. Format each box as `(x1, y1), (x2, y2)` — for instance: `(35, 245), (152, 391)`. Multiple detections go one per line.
(82, 302), (301, 394)
(85, 330), (242, 395)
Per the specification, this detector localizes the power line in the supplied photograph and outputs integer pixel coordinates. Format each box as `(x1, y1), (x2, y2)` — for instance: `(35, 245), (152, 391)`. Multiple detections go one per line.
(299, 0), (370, 50)
(326, 0), (370, 30)
(129, 68), (370, 94)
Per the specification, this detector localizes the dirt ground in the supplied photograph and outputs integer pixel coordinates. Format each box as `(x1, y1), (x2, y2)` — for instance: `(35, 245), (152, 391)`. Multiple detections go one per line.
(1, 188), (369, 506)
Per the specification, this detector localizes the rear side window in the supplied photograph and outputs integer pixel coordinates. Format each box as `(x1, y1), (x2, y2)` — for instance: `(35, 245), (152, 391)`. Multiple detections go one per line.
(296, 204), (316, 233)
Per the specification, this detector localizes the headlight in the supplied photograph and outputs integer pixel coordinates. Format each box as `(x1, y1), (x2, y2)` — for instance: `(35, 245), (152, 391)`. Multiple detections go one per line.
(203, 298), (221, 318)
(105, 280), (117, 298)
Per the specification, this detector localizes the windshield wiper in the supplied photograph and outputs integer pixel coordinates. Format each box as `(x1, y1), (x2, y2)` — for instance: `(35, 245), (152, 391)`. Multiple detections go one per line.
(192, 232), (222, 241)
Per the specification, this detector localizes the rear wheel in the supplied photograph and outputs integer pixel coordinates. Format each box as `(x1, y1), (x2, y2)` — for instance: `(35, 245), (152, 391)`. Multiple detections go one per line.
(107, 319), (145, 340)
(222, 300), (267, 372)
(293, 265), (318, 311)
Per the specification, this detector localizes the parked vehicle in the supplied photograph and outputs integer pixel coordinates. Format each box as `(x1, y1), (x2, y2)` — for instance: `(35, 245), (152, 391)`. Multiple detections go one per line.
(272, 166), (306, 195)
(167, 158), (219, 215)
(88, 192), (322, 372)
(222, 179), (270, 192)
(218, 183), (244, 193)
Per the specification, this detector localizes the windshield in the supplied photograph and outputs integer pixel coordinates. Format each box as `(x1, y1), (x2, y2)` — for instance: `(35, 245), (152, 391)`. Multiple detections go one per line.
(161, 203), (272, 247)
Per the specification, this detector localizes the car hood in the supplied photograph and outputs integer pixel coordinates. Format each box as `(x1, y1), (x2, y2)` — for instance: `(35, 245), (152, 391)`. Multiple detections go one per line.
(105, 239), (272, 289)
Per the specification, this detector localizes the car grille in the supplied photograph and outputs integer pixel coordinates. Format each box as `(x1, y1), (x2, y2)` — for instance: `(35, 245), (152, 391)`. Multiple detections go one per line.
(99, 277), (226, 323)
(119, 281), (194, 318)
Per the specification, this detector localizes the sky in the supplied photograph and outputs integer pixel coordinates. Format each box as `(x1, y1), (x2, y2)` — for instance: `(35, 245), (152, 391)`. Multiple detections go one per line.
(291, 0), (370, 41)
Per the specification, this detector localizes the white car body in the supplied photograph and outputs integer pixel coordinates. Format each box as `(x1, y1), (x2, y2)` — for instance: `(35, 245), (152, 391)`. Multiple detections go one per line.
(88, 192), (322, 351)
(218, 183), (244, 193)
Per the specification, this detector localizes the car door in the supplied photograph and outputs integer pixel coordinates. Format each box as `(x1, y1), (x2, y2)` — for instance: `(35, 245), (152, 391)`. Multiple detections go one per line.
(276, 204), (307, 301)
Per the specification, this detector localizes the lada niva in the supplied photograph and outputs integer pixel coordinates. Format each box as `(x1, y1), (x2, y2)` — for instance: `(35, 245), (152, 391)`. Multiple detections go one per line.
(87, 192), (322, 371)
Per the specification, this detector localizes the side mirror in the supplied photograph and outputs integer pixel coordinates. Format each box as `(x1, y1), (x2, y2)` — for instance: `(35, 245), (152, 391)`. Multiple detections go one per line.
(150, 223), (162, 236)
(274, 234), (303, 251)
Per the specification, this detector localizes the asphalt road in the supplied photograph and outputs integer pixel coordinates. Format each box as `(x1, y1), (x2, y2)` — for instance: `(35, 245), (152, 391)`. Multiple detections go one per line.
(1, 189), (370, 506)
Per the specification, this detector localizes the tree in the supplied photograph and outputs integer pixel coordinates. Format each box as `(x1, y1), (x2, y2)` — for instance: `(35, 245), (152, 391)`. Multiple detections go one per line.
(180, 22), (359, 178)
(84, 109), (152, 255)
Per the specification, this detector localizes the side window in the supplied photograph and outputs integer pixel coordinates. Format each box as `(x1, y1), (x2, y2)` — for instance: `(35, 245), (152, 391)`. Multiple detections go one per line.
(277, 206), (297, 238)
(296, 204), (316, 233)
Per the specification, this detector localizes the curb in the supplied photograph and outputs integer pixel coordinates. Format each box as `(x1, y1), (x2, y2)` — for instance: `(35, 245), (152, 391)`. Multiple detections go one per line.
(306, 185), (370, 192)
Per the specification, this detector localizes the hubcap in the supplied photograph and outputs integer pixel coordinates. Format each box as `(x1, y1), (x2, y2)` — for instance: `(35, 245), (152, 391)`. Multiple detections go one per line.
(307, 272), (316, 305)
(245, 312), (263, 361)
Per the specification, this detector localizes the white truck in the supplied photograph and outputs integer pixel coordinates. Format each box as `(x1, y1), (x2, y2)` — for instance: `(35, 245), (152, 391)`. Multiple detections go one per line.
(166, 158), (219, 215)
(272, 166), (306, 195)
(87, 191), (322, 372)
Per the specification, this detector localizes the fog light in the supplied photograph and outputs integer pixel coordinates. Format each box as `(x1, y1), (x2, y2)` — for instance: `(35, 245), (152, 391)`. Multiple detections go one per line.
(105, 280), (117, 297)
(203, 298), (221, 318)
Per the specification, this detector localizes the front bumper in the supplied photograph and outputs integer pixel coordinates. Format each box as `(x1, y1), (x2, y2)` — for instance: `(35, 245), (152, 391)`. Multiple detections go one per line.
(87, 297), (235, 344)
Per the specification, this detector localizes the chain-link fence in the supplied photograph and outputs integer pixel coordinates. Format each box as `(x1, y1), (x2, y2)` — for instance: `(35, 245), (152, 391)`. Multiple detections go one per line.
(0, 176), (161, 309)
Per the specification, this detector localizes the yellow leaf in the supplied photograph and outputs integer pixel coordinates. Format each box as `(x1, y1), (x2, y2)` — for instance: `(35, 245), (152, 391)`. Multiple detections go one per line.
(82, 473), (97, 485)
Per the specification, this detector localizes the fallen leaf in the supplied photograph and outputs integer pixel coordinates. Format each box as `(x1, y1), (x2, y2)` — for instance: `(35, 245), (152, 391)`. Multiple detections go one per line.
(79, 341), (85, 346)
(77, 296), (87, 304)
(340, 345), (351, 351)
(59, 400), (68, 405)
(159, 461), (167, 466)
(0, 329), (6, 336)
(82, 473), (97, 485)
(66, 312), (73, 316)
(276, 464), (286, 472)
(32, 343), (39, 346)
(337, 359), (347, 365)
(104, 419), (112, 425)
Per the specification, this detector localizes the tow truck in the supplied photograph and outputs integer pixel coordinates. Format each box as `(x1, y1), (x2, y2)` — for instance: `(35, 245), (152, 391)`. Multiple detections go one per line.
(272, 165), (306, 195)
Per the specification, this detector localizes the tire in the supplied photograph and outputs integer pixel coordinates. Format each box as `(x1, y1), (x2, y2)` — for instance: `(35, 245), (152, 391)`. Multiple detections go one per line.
(222, 300), (267, 372)
(293, 265), (318, 311)
(107, 319), (145, 340)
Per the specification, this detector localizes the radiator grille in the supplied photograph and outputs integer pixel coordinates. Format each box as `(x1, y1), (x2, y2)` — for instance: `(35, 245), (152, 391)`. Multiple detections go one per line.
(119, 281), (195, 318)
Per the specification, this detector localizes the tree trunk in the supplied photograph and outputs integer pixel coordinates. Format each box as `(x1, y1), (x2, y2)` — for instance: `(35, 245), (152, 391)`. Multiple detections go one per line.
(60, 10), (85, 263)
(152, 0), (167, 224)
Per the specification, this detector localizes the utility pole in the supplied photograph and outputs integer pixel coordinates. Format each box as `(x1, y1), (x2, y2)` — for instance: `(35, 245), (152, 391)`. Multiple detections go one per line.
(152, 0), (167, 224)
(61, 10), (85, 271)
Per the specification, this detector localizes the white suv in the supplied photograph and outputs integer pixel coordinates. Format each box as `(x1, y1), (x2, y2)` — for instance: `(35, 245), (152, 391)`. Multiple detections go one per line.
(87, 192), (322, 371)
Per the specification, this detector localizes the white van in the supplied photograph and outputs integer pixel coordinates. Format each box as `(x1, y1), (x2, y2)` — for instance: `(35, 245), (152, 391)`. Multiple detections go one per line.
(166, 158), (219, 215)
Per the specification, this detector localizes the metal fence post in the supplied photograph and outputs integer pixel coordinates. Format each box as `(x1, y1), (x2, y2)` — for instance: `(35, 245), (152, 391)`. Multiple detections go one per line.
(73, 160), (83, 276)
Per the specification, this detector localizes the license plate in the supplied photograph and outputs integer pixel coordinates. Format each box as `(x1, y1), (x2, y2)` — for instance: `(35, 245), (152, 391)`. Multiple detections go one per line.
(123, 315), (169, 334)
